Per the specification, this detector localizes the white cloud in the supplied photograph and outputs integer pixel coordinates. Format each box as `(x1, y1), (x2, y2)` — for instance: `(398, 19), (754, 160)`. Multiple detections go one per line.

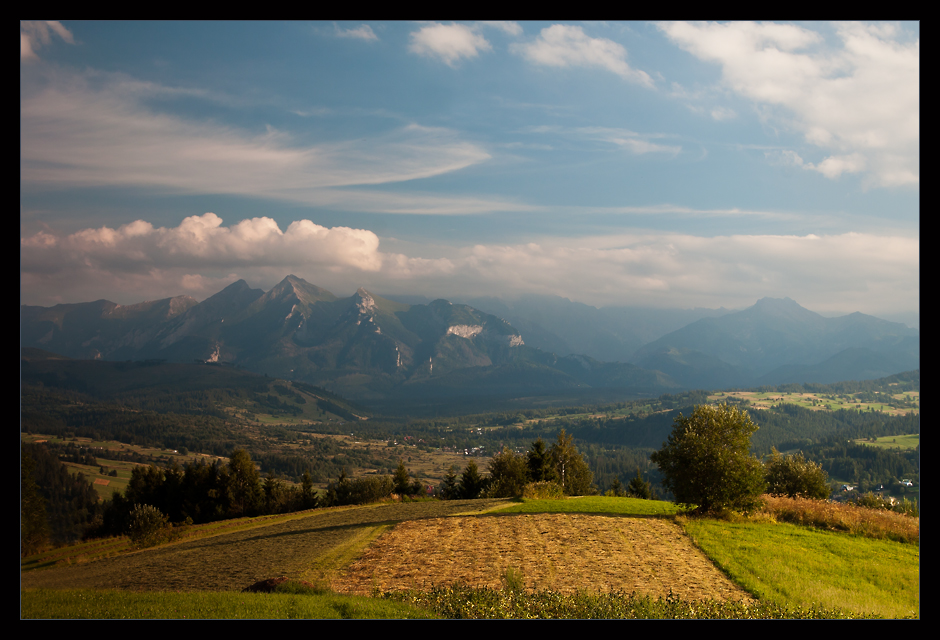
(659, 21), (919, 187)
(480, 21), (523, 37)
(531, 125), (681, 156)
(511, 25), (653, 87)
(22, 217), (918, 322)
(334, 24), (378, 41)
(710, 106), (737, 121)
(21, 20), (74, 61)
(409, 23), (492, 66)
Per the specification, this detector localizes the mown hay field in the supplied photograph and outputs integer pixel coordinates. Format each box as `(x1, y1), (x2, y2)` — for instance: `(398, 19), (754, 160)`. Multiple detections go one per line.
(335, 513), (752, 602)
(22, 498), (746, 603)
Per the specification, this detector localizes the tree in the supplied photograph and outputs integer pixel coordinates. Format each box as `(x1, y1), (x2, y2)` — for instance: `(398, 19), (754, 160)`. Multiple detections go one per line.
(487, 447), (530, 498)
(393, 460), (411, 496)
(459, 460), (488, 499)
(440, 465), (460, 500)
(549, 430), (595, 496)
(527, 438), (557, 483)
(605, 478), (626, 497)
(650, 404), (765, 514)
(764, 448), (830, 500)
(626, 468), (653, 500)
(225, 449), (263, 517)
(21, 448), (49, 556)
(300, 471), (319, 510)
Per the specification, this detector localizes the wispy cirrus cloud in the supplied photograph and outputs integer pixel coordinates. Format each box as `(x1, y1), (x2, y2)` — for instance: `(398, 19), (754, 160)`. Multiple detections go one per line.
(20, 71), (527, 214)
(21, 21), (74, 62)
(659, 21), (919, 187)
(525, 125), (681, 156)
(511, 25), (653, 87)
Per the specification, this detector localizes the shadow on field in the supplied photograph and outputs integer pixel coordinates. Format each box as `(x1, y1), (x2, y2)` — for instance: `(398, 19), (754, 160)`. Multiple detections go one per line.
(21, 499), (510, 593)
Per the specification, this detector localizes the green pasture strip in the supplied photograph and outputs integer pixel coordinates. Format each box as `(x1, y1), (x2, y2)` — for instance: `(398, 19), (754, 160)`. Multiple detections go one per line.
(21, 589), (436, 619)
(301, 523), (393, 587)
(497, 496), (682, 517)
(681, 519), (919, 619)
(855, 434), (920, 450)
(22, 537), (132, 573)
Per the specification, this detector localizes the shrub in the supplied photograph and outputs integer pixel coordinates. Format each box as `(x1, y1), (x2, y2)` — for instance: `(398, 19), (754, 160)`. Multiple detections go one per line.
(127, 504), (169, 548)
(522, 481), (565, 499)
(853, 492), (920, 518)
(764, 448), (830, 499)
(650, 404), (765, 514)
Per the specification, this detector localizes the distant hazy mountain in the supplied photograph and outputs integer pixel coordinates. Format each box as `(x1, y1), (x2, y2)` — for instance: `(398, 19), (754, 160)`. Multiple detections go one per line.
(455, 294), (733, 362)
(21, 281), (917, 400)
(632, 297), (918, 388)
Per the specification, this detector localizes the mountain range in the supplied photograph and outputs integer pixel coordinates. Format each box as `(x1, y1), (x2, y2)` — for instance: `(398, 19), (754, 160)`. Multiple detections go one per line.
(21, 275), (918, 403)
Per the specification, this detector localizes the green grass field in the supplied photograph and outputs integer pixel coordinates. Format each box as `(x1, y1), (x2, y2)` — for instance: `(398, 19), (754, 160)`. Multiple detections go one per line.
(497, 496), (682, 517)
(20, 588), (436, 619)
(854, 433), (920, 451)
(681, 518), (918, 618)
(709, 390), (918, 416)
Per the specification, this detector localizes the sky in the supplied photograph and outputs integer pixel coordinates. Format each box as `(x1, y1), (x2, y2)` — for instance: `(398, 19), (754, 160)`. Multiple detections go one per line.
(20, 21), (919, 327)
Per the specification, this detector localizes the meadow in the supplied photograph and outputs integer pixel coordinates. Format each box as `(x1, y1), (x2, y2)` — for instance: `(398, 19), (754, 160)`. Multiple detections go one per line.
(21, 495), (918, 619)
(709, 390), (919, 416)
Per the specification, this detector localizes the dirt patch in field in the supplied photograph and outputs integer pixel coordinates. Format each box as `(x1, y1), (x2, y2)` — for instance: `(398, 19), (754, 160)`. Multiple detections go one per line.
(333, 513), (752, 602)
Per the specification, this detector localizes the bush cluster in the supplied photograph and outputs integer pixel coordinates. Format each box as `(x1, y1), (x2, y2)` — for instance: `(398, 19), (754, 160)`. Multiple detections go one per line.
(522, 481), (565, 499)
(853, 492), (919, 518)
(764, 448), (830, 500)
(127, 504), (169, 548)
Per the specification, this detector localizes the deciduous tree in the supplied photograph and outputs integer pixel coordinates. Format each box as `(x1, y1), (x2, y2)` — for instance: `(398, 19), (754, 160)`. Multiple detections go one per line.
(650, 404), (765, 514)
(549, 430), (595, 496)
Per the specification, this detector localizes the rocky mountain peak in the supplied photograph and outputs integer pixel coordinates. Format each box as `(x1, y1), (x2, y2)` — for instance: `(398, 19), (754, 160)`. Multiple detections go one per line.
(354, 288), (376, 314)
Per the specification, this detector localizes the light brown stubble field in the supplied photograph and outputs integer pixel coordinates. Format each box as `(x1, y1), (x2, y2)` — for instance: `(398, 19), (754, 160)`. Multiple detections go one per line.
(334, 513), (752, 602)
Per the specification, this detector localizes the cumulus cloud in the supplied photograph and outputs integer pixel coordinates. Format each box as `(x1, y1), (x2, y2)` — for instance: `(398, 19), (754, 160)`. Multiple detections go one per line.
(20, 213), (455, 304)
(19, 72), (511, 213)
(409, 23), (492, 66)
(659, 21), (919, 187)
(21, 21), (74, 61)
(511, 25), (653, 87)
(22, 215), (918, 322)
(22, 213), (385, 272)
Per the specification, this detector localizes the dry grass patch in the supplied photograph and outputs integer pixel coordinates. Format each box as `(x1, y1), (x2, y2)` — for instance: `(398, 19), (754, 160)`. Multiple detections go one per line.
(334, 514), (752, 603)
(761, 495), (919, 544)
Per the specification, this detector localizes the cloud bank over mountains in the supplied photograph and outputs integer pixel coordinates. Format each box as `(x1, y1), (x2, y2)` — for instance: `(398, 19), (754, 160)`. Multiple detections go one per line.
(22, 213), (917, 323)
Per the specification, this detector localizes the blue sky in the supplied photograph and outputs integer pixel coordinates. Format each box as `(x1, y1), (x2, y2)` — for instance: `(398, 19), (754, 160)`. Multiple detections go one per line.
(20, 21), (919, 326)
